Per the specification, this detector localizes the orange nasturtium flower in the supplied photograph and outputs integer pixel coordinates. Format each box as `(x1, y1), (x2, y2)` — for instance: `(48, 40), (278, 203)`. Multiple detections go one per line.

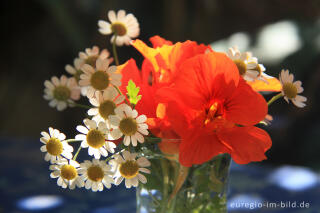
(156, 51), (272, 167)
(119, 36), (272, 167)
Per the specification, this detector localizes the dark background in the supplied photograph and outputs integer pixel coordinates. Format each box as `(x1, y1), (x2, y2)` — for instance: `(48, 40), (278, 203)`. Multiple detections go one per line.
(2, 0), (320, 179)
(1, 0), (320, 212)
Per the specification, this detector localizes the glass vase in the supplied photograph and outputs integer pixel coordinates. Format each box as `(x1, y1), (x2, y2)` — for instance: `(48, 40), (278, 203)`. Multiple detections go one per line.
(136, 152), (231, 213)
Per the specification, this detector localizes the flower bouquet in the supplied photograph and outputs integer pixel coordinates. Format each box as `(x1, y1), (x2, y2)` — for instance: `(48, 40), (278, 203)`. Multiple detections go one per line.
(40, 10), (307, 213)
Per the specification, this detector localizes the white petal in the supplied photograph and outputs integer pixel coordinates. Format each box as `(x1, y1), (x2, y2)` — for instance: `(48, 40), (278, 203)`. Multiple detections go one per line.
(134, 132), (145, 143)
(75, 134), (86, 141)
(115, 176), (124, 185)
(110, 128), (122, 140)
(125, 178), (131, 188)
(137, 173), (147, 184)
(81, 64), (95, 74)
(131, 136), (137, 147)
(88, 108), (99, 116)
(138, 128), (148, 136)
(76, 125), (89, 134)
(123, 136), (131, 146)
(136, 115), (147, 123)
(40, 145), (47, 152)
(139, 168), (150, 174)
(132, 110), (138, 118)
(108, 115), (120, 126)
(108, 10), (117, 23)
(57, 102), (67, 111)
(137, 157), (150, 167)
(131, 176), (139, 187)
(41, 131), (50, 139)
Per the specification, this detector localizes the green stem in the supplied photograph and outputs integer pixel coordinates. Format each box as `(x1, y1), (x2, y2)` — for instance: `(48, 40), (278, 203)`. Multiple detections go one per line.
(267, 93), (283, 106)
(168, 194), (177, 213)
(65, 139), (82, 143)
(145, 137), (162, 143)
(160, 159), (169, 213)
(105, 149), (125, 162)
(146, 190), (161, 206)
(72, 146), (82, 161)
(71, 103), (91, 109)
(112, 34), (119, 66)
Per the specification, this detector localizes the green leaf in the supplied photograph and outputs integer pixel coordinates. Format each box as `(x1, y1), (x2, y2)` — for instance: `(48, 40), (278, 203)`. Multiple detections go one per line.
(126, 80), (142, 105)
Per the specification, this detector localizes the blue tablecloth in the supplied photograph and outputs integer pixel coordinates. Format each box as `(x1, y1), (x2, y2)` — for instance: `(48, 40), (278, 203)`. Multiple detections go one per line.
(0, 137), (319, 213)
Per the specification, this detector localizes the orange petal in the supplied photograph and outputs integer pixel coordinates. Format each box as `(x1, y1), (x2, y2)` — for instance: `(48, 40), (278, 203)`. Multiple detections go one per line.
(149, 35), (173, 48)
(131, 39), (173, 72)
(217, 126), (272, 164)
(179, 130), (230, 167)
(225, 78), (268, 126)
(248, 77), (282, 92)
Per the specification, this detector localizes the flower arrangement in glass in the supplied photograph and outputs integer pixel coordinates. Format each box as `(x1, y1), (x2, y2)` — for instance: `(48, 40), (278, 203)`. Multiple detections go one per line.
(40, 10), (307, 213)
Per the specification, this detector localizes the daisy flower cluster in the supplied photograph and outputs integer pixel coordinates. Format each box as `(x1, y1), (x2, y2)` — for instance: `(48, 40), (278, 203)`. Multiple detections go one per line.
(41, 10), (152, 191)
(40, 9), (307, 196)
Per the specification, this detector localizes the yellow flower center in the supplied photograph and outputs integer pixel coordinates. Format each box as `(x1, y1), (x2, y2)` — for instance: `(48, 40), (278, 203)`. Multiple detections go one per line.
(53, 86), (71, 101)
(85, 56), (99, 67)
(111, 22), (127, 36)
(119, 160), (139, 179)
(99, 100), (116, 120)
(282, 82), (298, 99)
(60, 165), (77, 180)
(86, 129), (105, 148)
(46, 138), (63, 156)
(233, 59), (247, 76)
(87, 165), (104, 182)
(90, 71), (110, 90)
(119, 118), (138, 136)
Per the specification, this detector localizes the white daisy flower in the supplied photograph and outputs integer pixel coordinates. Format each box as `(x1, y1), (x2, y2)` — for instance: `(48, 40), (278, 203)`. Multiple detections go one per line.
(111, 150), (150, 188)
(226, 46), (266, 82)
(109, 104), (149, 147)
(79, 159), (114, 192)
(98, 10), (140, 46)
(43, 75), (81, 111)
(40, 127), (73, 163)
(79, 46), (112, 68)
(279, 69), (307, 108)
(75, 119), (116, 159)
(79, 58), (122, 98)
(65, 58), (85, 82)
(88, 88), (125, 123)
(49, 159), (84, 189)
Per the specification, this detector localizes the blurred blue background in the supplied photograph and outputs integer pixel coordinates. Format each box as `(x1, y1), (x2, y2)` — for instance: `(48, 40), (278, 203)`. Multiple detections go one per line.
(1, 0), (320, 212)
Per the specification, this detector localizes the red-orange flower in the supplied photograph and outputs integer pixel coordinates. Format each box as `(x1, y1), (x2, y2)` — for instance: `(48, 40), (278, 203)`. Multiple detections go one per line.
(157, 51), (272, 167)
(119, 36), (210, 135)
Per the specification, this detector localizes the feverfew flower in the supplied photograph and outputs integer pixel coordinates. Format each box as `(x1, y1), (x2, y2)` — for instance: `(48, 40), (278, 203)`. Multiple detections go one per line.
(226, 46), (266, 82)
(44, 75), (81, 111)
(40, 127), (73, 163)
(88, 88), (125, 123)
(279, 69), (307, 108)
(98, 10), (140, 46)
(76, 119), (116, 159)
(111, 150), (150, 188)
(109, 104), (148, 147)
(79, 159), (114, 192)
(79, 58), (121, 98)
(49, 159), (84, 189)
(79, 46), (112, 68)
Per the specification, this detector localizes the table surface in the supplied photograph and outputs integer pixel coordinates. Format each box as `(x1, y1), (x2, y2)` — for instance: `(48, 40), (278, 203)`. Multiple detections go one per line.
(0, 137), (319, 213)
